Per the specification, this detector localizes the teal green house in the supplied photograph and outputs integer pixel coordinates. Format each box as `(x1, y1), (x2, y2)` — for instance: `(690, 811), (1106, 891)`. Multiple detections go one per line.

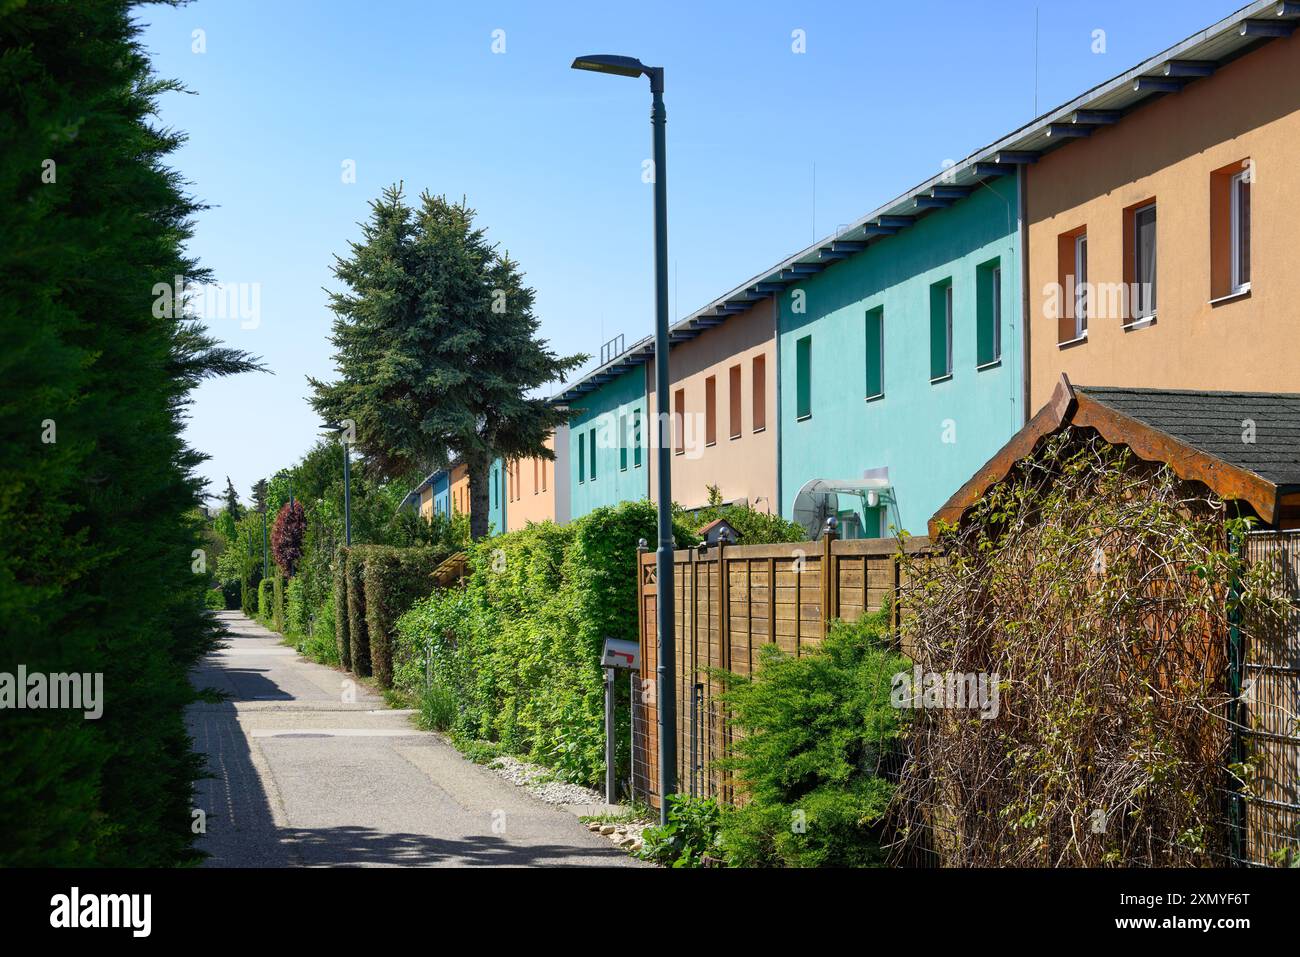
(778, 174), (1024, 536)
(555, 337), (653, 520)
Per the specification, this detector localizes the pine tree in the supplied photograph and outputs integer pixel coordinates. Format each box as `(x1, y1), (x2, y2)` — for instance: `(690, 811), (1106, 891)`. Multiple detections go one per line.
(0, 0), (261, 865)
(251, 478), (268, 514)
(310, 188), (585, 539)
(222, 476), (243, 521)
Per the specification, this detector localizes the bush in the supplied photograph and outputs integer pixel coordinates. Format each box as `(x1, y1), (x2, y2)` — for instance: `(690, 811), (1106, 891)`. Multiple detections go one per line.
(285, 577), (308, 636)
(639, 794), (724, 867)
(362, 546), (443, 689)
(345, 547), (370, 675)
(393, 500), (699, 788)
(718, 612), (908, 867)
(271, 575), (285, 633)
(333, 548), (351, 670)
(297, 597), (340, 666)
(258, 579), (273, 621)
(418, 682), (458, 732)
(205, 588), (226, 610)
(219, 577), (241, 610)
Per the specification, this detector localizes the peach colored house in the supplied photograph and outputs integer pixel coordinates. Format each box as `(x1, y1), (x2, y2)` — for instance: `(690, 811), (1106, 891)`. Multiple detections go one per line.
(503, 430), (571, 531)
(1026, 16), (1300, 409)
(646, 298), (778, 513)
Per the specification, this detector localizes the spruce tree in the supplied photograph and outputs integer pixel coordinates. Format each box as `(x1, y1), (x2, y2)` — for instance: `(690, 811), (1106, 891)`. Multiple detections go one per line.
(310, 188), (585, 539)
(222, 476), (243, 520)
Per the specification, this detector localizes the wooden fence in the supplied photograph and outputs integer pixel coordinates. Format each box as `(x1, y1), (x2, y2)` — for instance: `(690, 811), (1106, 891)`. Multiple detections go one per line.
(630, 534), (930, 809)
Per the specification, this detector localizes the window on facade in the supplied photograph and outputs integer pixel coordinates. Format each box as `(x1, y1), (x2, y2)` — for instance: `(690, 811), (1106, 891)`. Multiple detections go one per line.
(729, 364), (742, 439)
(1126, 201), (1157, 323)
(619, 413), (628, 471)
(1231, 170), (1251, 293)
(930, 280), (953, 380)
(704, 375), (717, 446)
(1056, 227), (1087, 343)
(1073, 236), (1087, 338)
(976, 261), (1001, 367)
(752, 355), (766, 432)
(795, 336), (811, 420)
(589, 428), (597, 480)
(1213, 162), (1252, 299)
(673, 389), (685, 454)
(633, 408), (642, 468)
(578, 434), (585, 483)
(865, 307), (884, 399)
(541, 458), (547, 492)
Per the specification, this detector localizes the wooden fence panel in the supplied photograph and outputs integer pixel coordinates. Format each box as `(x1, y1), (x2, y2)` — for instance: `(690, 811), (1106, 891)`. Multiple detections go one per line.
(633, 535), (930, 808)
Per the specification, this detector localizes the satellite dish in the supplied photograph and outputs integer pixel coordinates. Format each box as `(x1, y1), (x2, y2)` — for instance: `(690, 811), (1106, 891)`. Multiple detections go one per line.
(792, 479), (840, 540)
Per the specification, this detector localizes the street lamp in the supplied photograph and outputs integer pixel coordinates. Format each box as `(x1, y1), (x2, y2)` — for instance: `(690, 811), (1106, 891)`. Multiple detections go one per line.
(320, 421), (352, 546)
(572, 52), (676, 823)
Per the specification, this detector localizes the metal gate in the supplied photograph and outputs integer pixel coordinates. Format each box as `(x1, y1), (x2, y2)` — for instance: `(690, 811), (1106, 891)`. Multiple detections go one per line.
(1240, 531), (1300, 865)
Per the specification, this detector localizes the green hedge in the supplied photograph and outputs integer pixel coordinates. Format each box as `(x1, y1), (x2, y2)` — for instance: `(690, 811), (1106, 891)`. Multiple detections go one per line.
(394, 500), (699, 788)
(272, 575), (285, 632)
(362, 546), (443, 689)
(258, 579), (273, 621)
(286, 577), (308, 635)
(333, 548), (351, 670)
(345, 547), (370, 676)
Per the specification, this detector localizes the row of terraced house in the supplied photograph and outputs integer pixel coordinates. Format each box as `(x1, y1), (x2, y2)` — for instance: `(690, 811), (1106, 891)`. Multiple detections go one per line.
(407, 2), (1300, 538)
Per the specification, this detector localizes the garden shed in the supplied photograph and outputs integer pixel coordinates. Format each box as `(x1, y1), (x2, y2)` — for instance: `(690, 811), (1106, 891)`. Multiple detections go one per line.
(905, 374), (1300, 866)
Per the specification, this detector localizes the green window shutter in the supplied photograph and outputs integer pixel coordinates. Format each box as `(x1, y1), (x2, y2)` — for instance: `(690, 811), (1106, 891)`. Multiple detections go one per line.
(796, 335), (812, 419)
(633, 409), (642, 468)
(976, 261), (999, 366)
(865, 308), (883, 398)
(930, 282), (949, 380)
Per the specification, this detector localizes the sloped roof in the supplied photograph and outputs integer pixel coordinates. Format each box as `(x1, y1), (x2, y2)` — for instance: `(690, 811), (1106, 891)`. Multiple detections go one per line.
(554, 1), (1298, 407)
(931, 376), (1300, 535)
(1076, 386), (1300, 488)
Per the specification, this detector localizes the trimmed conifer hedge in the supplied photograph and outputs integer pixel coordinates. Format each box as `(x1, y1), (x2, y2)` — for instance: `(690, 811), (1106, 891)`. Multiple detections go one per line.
(362, 547), (443, 689)
(345, 547), (371, 676)
(333, 547), (351, 670)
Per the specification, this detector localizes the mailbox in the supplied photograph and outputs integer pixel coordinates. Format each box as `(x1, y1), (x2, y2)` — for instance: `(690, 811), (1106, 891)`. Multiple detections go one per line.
(600, 637), (640, 671)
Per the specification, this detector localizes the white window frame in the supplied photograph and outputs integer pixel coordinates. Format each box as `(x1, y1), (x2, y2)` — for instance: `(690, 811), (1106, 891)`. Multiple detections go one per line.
(1132, 202), (1157, 322)
(1230, 170), (1251, 295)
(1073, 234), (1088, 339)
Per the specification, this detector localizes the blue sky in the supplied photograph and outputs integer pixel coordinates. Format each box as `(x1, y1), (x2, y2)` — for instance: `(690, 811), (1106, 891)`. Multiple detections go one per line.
(135, 0), (1243, 505)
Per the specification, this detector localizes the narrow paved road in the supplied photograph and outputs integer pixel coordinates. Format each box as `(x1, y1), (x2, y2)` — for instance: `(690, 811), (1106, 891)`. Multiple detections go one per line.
(186, 611), (635, 867)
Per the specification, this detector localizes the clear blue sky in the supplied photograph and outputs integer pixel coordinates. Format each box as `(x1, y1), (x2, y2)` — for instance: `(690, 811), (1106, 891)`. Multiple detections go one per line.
(135, 0), (1243, 506)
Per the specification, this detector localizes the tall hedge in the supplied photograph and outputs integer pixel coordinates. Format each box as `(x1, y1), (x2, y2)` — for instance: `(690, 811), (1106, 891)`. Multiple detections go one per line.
(394, 500), (699, 787)
(0, 1), (259, 865)
(362, 547), (442, 689)
(333, 547), (352, 670)
(345, 547), (371, 676)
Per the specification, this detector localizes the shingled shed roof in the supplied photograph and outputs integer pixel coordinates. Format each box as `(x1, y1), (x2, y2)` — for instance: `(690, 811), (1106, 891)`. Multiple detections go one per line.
(930, 375), (1300, 536)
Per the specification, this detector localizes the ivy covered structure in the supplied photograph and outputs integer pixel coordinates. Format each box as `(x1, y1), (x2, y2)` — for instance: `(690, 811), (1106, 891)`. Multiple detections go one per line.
(896, 375), (1300, 867)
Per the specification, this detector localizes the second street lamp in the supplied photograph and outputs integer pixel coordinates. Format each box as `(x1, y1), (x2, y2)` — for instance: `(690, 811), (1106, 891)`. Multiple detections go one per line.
(571, 52), (676, 823)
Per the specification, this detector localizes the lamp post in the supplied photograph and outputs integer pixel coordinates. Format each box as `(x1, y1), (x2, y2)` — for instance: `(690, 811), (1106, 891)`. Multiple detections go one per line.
(320, 421), (352, 546)
(571, 52), (675, 823)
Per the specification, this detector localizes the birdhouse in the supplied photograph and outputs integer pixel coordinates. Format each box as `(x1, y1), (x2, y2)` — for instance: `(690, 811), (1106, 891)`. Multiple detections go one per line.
(697, 517), (740, 547)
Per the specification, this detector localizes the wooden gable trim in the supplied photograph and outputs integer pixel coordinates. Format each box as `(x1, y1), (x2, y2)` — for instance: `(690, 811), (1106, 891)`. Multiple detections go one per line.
(929, 375), (1078, 536)
(929, 374), (1282, 536)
